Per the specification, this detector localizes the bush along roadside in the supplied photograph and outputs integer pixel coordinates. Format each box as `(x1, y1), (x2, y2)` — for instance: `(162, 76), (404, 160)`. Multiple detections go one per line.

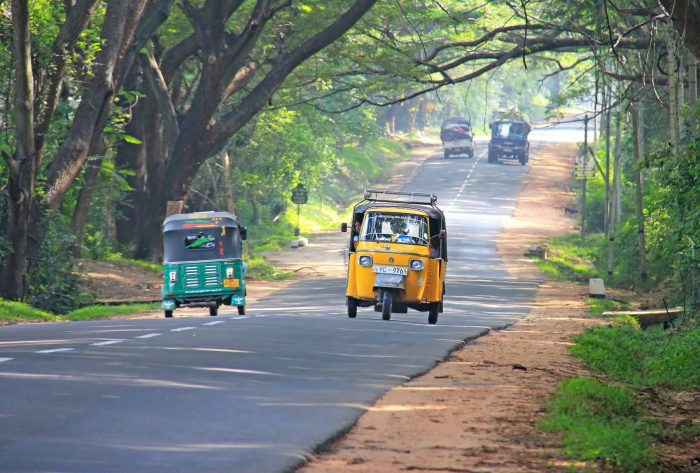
(0, 298), (159, 325)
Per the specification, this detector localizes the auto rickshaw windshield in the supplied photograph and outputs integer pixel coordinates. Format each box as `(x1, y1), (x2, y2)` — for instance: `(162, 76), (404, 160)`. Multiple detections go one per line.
(163, 226), (242, 263)
(360, 212), (429, 245)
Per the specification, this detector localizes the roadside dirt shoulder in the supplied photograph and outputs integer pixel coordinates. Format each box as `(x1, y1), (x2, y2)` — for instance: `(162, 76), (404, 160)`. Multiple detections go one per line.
(297, 143), (602, 472)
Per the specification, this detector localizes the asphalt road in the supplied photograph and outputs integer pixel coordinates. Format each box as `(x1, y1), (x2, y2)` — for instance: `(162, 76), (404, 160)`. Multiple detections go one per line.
(0, 123), (582, 473)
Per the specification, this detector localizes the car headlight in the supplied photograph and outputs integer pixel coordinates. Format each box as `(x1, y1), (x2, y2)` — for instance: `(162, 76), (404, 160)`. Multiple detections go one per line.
(409, 259), (424, 271)
(358, 255), (373, 267)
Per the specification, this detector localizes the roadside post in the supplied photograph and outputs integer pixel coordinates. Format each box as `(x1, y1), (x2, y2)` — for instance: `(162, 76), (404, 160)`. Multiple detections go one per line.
(290, 183), (309, 236)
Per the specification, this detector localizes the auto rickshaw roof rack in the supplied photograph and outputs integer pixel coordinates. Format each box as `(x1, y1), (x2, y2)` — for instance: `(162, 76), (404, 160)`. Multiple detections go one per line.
(364, 189), (437, 205)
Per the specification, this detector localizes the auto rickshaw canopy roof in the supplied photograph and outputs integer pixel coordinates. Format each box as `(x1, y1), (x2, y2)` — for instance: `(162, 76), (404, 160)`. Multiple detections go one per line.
(163, 211), (240, 232)
(162, 211), (243, 263)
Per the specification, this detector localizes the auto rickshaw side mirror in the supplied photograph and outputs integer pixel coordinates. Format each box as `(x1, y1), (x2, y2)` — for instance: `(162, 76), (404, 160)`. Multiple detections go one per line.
(240, 226), (248, 240)
(439, 229), (447, 239)
(340, 223), (348, 232)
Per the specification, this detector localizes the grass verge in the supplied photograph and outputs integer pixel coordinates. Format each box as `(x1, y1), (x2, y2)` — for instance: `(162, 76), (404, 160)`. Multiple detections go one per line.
(539, 377), (657, 471)
(530, 234), (602, 283)
(0, 298), (158, 324)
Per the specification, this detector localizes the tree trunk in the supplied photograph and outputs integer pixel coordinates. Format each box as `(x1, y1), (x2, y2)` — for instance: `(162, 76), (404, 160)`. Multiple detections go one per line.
(689, 52), (698, 103)
(668, 36), (678, 158)
(0, 0), (36, 300)
(221, 151), (236, 213)
(70, 156), (102, 256)
(633, 102), (647, 283)
(660, 0), (700, 59)
(603, 85), (612, 237)
(607, 107), (623, 278)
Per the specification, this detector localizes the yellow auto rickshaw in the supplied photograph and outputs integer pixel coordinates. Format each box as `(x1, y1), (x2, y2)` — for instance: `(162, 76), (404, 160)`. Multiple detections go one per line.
(341, 190), (447, 324)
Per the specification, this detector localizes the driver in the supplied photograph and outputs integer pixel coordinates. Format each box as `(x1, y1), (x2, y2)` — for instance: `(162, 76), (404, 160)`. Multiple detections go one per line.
(390, 219), (412, 243)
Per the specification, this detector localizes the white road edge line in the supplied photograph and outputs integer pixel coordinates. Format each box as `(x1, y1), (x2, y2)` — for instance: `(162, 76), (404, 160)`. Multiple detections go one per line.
(36, 348), (74, 354)
(90, 340), (125, 346)
(0, 357), (13, 363)
(171, 327), (196, 332)
(203, 321), (225, 326)
(134, 333), (161, 339)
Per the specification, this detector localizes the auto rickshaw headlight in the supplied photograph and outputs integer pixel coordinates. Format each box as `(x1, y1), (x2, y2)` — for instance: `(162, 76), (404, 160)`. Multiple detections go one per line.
(169, 271), (177, 283)
(409, 259), (424, 271)
(358, 255), (373, 267)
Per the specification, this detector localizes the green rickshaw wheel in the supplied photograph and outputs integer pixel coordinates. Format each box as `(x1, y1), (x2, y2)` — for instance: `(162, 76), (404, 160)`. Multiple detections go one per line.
(209, 306), (218, 316)
(164, 310), (173, 318)
(237, 305), (246, 315)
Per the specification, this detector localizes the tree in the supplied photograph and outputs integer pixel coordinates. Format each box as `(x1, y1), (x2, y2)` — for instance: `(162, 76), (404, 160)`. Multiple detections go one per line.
(113, 0), (378, 258)
(0, 0), (170, 300)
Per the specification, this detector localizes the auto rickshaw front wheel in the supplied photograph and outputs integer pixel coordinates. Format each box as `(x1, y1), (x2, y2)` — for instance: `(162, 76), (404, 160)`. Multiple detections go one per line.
(237, 305), (245, 315)
(209, 306), (218, 316)
(347, 297), (357, 318)
(382, 291), (393, 321)
(428, 302), (440, 325)
(164, 310), (173, 318)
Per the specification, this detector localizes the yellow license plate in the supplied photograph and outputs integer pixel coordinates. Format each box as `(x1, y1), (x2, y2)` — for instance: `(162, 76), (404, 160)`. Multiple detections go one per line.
(223, 278), (240, 288)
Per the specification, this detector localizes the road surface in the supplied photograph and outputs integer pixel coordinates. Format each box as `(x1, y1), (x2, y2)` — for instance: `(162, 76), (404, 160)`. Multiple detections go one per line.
(0, 122), (582, 473)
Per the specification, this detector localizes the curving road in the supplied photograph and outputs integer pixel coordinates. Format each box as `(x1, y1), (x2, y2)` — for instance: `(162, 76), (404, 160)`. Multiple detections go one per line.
(0, 122), (582, 473)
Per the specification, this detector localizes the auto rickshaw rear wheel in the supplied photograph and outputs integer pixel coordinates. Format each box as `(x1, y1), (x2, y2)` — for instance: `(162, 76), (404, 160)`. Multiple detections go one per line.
(209, 306), (218, 316)
(382, 291), (393, 321)
(237, 305), (245, 315)
(428, 302), (440, 325)
(347, 297), (357, 318)
(164, 310), (173, 318)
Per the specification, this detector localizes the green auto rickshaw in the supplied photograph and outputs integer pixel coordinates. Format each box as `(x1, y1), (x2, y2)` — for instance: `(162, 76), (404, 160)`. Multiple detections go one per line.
(161, 211), (247, 318)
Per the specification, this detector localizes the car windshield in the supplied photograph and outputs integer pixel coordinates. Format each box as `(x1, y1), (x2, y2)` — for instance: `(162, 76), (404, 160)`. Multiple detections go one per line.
(494, 121), (527, 139)
(360, 212), (429, 245)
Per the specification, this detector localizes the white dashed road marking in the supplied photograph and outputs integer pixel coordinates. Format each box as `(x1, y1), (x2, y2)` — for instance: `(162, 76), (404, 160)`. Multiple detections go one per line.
(0, 357), (13, 363)
(36, 348), (74, 354)
(134, 333), (162, 339)
(90, 340), (125, 346)
(171, 327), (196, 332)
(203, 321), (225, 326)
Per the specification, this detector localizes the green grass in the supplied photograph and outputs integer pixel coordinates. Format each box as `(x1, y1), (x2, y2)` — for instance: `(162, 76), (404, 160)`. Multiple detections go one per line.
(0, 298), (158, 324)
(0, 299), (59, 323)
(105, 253), (161, 273)
(571, 324), (700, 389)
(62, 303), (159, 320)
(245, 255), (294, 281)
(588, 297), (631, 316)
(531, 234), (603, 283)
(539, 377), (657, 472)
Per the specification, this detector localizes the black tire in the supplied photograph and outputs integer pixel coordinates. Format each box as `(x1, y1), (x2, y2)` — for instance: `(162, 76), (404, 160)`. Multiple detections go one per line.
(209, 306), (218, 316)
(428, 302), (439, 324)
(164, 310), (173, 318)
(488, 149), (497, 163)
(381, 291), (393, 321)
(444, 150), (450, 159)
(519, 153), (526, 166)
(347, 297), (357, 318)
(237, 305), (246, 315)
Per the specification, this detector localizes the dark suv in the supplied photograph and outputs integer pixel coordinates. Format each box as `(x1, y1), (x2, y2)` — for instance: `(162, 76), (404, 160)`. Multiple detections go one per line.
(487, 119), (531, 165)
